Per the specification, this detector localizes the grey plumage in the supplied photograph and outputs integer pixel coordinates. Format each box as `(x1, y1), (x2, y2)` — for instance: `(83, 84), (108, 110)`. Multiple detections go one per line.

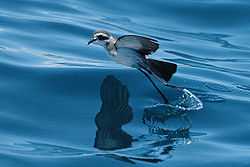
(115, 35), (159, 56)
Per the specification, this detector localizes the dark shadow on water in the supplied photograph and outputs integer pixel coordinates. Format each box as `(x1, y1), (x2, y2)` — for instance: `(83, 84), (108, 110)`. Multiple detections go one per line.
(94, 75), (133, 150)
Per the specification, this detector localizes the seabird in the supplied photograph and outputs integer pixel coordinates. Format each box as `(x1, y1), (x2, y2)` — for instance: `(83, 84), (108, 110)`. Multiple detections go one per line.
(88, 30), (177, 103)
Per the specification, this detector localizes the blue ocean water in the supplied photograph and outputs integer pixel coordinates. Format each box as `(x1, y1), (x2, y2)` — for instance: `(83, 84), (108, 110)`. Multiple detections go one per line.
(0, 0), (250, 166)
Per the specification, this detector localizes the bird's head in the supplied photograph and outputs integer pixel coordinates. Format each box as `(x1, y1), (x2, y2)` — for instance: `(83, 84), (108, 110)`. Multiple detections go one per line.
(88, 30), (113, 47)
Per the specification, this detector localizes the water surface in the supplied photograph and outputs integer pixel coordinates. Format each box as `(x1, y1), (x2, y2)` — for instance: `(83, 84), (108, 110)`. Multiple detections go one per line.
(0, 0), (250, 166)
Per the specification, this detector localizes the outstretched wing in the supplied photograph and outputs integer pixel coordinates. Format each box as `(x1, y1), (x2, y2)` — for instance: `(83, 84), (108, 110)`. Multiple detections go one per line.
(115, 35), (159, 56)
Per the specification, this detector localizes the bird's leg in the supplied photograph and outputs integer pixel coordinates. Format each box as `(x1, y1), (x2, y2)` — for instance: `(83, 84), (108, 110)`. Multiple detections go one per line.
(138, 68), (168, 104)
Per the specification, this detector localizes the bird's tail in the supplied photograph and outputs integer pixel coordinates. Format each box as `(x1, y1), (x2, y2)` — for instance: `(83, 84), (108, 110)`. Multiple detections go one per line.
(146, 59), (177, 82)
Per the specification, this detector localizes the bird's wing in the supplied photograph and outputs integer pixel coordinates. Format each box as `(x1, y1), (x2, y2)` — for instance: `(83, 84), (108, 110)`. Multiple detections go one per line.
(115, 35), (159, 56)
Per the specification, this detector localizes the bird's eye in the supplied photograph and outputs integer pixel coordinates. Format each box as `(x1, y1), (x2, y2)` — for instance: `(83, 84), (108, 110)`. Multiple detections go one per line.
(97, 35), (109, 40)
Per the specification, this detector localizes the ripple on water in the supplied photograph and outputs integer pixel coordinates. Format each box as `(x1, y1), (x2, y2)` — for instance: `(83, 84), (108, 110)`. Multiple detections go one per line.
(0, 141), (84, 157)
(189, 90), (226, 103)
(234, 84), (250, 92)
(142, 88), (203, 135)
(204, 82), (232, 92)
(146, 26), (250, 50)
(0, 46), (5, 50)
(164, 50), (249, 63)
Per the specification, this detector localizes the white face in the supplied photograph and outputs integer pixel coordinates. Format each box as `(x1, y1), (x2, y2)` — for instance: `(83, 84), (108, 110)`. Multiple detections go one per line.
(88, 32), (111, 47)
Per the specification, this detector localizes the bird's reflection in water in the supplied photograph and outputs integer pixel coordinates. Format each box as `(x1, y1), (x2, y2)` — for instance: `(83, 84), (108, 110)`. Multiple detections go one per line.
(94, 75), (194, 163)
(94, 75), (133, 150)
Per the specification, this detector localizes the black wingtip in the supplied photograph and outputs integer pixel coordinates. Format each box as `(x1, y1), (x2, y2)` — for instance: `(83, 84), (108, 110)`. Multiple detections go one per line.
(147, 59), (177, 82)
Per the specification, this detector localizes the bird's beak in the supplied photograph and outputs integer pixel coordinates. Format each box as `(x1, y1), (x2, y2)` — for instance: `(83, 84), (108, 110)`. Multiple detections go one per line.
(88, 38), (97, 45)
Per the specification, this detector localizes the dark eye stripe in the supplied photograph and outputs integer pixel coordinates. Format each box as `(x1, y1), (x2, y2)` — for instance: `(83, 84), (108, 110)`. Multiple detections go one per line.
(98, 35), (109, 40)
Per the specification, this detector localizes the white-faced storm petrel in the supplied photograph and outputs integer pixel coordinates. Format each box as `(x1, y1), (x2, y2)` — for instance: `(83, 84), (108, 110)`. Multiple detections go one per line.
(88, 30), (177, 103)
